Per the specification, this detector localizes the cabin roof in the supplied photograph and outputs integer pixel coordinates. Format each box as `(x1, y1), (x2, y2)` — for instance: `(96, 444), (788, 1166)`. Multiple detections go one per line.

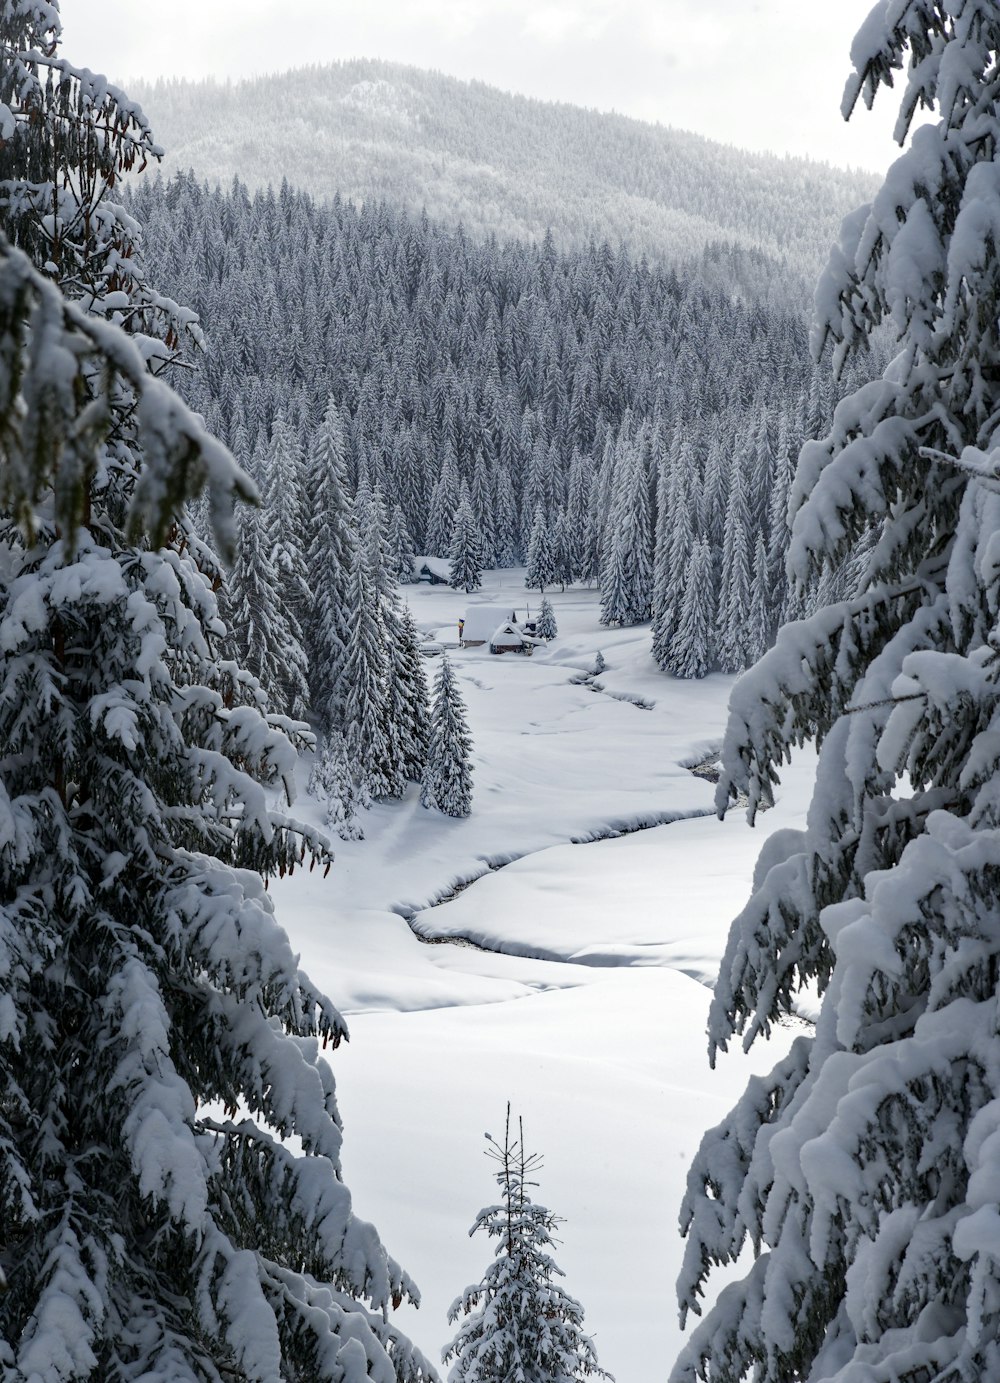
(414, 554), (451, 580)
(461, 604), (520, 641)
(490, 621), (544, 647)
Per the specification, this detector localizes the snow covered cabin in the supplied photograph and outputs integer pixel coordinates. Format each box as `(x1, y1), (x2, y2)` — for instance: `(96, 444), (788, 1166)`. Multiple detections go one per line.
(413, 554), (451, 585)
(459, 605), (520, 647)
(488, 620), (540, 656)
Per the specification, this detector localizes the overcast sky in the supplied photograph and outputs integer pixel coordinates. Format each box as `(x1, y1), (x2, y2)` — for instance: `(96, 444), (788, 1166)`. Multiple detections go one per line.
(64, 1), (903, 172)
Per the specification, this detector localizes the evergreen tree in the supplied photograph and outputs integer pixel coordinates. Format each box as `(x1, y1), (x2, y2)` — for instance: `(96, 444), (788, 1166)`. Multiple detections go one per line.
(354, 477), (394, 601)
(389, 502), (418, 583)
(599, 441), (653, 627)
(342, 541), (394, 802)
(0, 9), (428, 1378)
(698, 434), (728, 546)
(305, 397), (356, 728)
(492, 462), (520, 568)
(587, 434), (618, 581)
(536, 595), (558, 641)
(421, 654), (473, 818)
(715, 449), (754, 674)
(522, 437), (560, 551)
(426, 445), (460, 556)
(470, 452), (497, 568)
(265, 410), (310, 618)
(764, 407), (797, 623)
(673, 12), (1000, 1382)
(308, 730), (364, 840)
(746, 529), (773, 664)
(565, 452), (594, 582)
(389, 602), (432, 785)
(651, 439), (695, 671)
(525, 502), (557, 594)
(449, 492), (486, 593)
(226, 497), (291, 711)
(260, 412), (311, 718)
(553, 508), (574, 591)
(0, 3), (166, 320)
(343, 477), (422, 801)
(668, 539), (716, 680)
(443, 1107), (611, 1383)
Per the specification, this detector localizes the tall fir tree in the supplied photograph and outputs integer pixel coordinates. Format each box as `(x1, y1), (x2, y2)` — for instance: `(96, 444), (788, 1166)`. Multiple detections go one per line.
(421, 654), (474, 818)
(714, 449), (754, 674)
(698, 434), (728, 547)
(668, 538), (716, 680)
(525, 502), (557, 594)
(226, 496), (291, 712)
(265, 411), (310, 614)
(764, 407), (797, 625)
(342, 540), (395, 802)
(522, 438), (560, 553)
(673, 9), (1000, 1382)
(599, 440), (653, 627)
(553, 508), (574, 591)
(651, 439), (696, 671)
(586, 434), (618, 583)
(425, 444), (460, 556)
(470, 452), (497, 568)
(746, 529), (773, 664)
(565, 451), (595, 582)
(261, 412), (311, 719)
(449, 491), (486, 593)
(389, 602), (432, 786)
(388, 503), (418, 584)
(492, 462), (521, 568)
(305, 396), (356, 729)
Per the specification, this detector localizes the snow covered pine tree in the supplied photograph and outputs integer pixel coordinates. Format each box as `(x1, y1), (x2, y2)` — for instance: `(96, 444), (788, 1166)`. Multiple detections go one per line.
(308, 730), (365, 840)
(449, 491), (485, 594)
(421, 654), (474, 818)
(673, 7), (1000, 1382)
(525, 502), (557, 594)
(305, 397), (356, 731)
(443, 1107), (611, 1383)
(536, 596), (558, 642)
(0, 6), (431, 1379)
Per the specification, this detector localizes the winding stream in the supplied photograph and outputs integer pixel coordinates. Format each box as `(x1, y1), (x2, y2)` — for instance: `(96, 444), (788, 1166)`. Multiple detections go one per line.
(400, 758), (727, 961)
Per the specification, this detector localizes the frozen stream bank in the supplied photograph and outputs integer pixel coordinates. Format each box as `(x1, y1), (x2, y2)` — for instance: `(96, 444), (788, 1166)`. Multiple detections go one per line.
(401, 801), (716, 966)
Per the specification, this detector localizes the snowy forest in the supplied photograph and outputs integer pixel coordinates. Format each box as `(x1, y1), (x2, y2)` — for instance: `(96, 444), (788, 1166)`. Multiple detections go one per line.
(129, 172), (880, 699)
(5, 2), (1000, 1382)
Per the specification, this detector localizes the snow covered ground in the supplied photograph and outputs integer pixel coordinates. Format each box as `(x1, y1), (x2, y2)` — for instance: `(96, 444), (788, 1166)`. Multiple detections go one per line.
(270, 571), (815, 1382)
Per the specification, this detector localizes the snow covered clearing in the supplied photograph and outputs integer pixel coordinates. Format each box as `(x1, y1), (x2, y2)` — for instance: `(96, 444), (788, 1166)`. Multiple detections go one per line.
(270, 571), (815, 1382)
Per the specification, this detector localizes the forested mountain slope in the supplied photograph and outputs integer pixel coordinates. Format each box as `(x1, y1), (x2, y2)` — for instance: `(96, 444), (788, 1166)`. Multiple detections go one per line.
(131, 175), (875, 697)
(131, 60), (877, 297)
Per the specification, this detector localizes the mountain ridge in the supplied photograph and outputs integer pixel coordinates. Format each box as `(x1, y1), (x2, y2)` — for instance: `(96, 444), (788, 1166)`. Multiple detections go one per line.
(131, 58), (878, 297)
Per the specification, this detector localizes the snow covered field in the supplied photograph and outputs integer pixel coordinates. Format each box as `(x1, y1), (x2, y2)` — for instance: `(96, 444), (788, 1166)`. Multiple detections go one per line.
(270, 571), (815, 1382)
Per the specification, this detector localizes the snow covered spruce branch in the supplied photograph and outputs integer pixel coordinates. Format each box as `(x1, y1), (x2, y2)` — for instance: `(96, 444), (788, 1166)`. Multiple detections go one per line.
(0, 3), (433, 1378)
(0, 236), (252, 559)
(674, 5), (1000, 1381)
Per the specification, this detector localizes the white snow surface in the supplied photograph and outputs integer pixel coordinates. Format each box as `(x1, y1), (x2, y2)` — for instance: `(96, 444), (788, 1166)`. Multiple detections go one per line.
(269, 571), (815, 1382)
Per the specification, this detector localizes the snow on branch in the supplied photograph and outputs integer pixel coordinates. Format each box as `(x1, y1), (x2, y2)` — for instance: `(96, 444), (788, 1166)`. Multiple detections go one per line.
(0, 238), (255, 558)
